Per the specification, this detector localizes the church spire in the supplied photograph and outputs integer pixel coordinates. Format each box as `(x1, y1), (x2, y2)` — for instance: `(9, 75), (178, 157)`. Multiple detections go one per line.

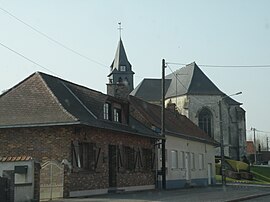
(107, 24), (134, 98)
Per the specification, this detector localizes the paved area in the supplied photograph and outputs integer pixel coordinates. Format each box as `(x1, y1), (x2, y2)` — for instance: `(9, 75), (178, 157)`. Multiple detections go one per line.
(52, 185), (270, 202)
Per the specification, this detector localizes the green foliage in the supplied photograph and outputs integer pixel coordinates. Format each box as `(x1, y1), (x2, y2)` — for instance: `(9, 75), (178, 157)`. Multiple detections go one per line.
(251, 166), (270, 182)
(226, 159), (249, 172)
(251, 166), (270, 178)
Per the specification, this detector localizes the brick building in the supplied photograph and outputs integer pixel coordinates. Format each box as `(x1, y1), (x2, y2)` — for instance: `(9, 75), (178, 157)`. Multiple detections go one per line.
(0, 72), (160, 199)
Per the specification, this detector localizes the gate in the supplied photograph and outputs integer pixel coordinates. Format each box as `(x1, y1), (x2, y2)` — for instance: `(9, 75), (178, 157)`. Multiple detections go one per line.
(0, 174), (14, 202)
(108, 145), (117, 188)
(40, 161), (64, 200)
(0, 176), (9, 202)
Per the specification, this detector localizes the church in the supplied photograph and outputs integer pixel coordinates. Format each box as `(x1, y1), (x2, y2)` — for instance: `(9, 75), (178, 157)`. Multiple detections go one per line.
(131, 62), (247, 160)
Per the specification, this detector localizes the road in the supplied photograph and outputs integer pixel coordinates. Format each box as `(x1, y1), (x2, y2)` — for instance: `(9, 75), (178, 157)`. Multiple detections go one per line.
(51, 185), (270, 202)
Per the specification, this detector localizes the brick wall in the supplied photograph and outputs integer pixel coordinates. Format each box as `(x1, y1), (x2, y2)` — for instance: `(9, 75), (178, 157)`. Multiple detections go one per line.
(0, 125), (155, 198)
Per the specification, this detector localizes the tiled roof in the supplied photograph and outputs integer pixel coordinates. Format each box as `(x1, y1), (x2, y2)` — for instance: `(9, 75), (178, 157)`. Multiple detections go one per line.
(129, 95), (218, 145)
(0, 72), (159, 139)
(0, 156), (32, 162)
(246, 141), (255, 154)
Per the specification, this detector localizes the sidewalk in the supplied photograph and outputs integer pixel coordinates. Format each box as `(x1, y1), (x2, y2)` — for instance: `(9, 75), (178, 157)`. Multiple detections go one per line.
(52, 185), (270, 202)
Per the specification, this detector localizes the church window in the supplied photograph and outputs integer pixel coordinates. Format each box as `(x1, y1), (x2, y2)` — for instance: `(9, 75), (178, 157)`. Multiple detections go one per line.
(118, 77), (123, 83)
(113, 108), (121, 123)
(198, 108), (213, 137)
(120, 65), (126, 71)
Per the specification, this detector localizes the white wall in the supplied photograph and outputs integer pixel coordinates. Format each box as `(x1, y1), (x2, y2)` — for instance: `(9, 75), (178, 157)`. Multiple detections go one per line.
(166, 94), (246, 160)
(0, 160), (35, 202)
(158, 135), (216, 188)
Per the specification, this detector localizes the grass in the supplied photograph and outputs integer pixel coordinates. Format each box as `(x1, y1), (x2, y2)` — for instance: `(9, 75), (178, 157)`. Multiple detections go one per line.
(215, 175), (269, 184)
(215, 165), (270, 185)
(251, 166), (270, 183)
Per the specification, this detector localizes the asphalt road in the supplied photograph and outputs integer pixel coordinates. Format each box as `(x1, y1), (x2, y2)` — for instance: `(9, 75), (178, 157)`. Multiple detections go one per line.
(51, 185), (270, 202)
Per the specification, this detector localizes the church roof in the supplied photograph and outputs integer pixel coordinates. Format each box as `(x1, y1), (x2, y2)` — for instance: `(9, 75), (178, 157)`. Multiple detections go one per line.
(130, 78), (171, 102)
(131, 62), (241, 105)
(109, 38), (133, 75)
(165, 62), (224, 98)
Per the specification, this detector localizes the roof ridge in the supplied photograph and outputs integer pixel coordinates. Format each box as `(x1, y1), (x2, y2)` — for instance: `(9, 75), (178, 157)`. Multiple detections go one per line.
(37, 72), (78, 121)
(60, 81), (98, 119)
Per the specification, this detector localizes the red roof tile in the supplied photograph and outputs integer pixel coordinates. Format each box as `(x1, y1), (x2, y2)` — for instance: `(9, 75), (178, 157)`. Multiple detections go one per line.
(0, 156), (33, 162)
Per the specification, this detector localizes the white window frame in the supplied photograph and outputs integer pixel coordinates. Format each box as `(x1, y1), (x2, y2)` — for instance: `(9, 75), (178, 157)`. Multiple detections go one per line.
(103, 103), (109, 120)
(199, 153), (204, 170)
(120, 65), (126, 71)
(171, 150), (178, 169)
(179, 151), (186, 169)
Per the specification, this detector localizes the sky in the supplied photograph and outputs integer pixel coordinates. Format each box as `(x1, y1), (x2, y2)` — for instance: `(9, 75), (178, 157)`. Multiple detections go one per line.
(0, 0), (269, 143)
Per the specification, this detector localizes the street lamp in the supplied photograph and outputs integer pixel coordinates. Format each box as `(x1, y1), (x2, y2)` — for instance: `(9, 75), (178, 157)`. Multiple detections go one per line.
(219, 92), (242, 187)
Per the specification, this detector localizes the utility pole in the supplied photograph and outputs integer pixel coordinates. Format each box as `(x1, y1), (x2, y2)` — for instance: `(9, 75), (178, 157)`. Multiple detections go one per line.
(218, 99), (226, 187)
(267, 137), (269, 151)
(161, 59), (166, 190)
(251, 127), (257, 164)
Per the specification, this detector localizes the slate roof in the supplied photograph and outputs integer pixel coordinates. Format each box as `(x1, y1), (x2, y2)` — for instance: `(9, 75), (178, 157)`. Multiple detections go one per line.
(0, 72), (158, 139)
(109, 38), (134, 76)
(129, 95), (218, 146)
(130, 79), (171, 102)
(165, 62), (224, 97)
(131, 62), (241, 105)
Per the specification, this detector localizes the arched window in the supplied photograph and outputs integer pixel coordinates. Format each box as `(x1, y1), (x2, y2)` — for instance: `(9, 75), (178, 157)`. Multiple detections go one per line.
(198, 108), (213, 137)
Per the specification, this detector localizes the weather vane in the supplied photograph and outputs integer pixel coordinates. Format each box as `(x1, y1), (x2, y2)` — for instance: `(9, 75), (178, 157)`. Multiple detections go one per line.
(118, 22), (123, 38)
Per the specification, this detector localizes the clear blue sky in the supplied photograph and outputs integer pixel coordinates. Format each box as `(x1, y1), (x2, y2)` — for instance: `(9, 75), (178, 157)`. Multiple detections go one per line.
(0, 1), (269, 143)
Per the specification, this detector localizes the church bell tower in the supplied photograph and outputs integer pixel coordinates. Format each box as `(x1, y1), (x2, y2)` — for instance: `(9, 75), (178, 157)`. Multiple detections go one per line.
(107, 25), (134, 98)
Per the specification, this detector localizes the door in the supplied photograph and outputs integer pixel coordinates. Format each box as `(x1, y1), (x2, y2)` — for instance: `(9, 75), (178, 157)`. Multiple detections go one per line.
(40, 161), (64, 200)
(185, 152), (191, 181)
(208, 163), (212, 185)
(108, 145), (117, 187)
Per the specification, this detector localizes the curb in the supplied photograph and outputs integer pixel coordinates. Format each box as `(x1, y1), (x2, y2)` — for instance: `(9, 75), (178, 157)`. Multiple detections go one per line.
(226, 192), (270, 202)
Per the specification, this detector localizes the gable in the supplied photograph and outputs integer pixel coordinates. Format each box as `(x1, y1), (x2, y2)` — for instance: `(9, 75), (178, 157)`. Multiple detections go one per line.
(165, 62), (223, 98)
(0, 73), (76, 127)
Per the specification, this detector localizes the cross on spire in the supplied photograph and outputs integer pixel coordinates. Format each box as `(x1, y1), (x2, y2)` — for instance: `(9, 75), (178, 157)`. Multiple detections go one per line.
(118, 22), (123, 38)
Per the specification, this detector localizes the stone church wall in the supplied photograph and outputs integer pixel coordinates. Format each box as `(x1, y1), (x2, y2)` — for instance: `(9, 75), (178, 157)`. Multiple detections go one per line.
(166, 94), (246, 160)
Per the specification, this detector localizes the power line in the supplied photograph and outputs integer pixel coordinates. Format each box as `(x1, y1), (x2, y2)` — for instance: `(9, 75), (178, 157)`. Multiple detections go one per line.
(0, 41), (60, 77)
(166, 64), (206, 106)
(0, 6), (109, 69)
(167, 62), (270, 69)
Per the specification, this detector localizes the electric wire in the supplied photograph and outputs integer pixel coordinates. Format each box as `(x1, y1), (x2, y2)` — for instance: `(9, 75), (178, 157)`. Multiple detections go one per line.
(167, 62), (270, 69)
(0, 6), (109, 69)
(0, 41), (60, 77)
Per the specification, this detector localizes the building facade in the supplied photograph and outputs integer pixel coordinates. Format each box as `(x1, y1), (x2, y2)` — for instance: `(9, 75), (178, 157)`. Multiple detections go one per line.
(131, 62), (246, 160)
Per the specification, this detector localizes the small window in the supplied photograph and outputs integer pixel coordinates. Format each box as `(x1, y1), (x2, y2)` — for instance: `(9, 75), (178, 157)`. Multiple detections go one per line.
(72, 141), (96, 171)
(199, 153), (204, 170)
(104, 103), (111, 120)
(124, 146), (135, 171)
(171, 150), (178, 169)
(191, 153), (195, 170)
(179, 151), (185, 169)
(120, 65), (126, 71)
(114, 108), (122, 123)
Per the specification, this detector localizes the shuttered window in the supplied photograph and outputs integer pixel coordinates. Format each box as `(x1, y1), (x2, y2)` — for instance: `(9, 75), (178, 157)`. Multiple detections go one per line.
(72, 141), (98, 171)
